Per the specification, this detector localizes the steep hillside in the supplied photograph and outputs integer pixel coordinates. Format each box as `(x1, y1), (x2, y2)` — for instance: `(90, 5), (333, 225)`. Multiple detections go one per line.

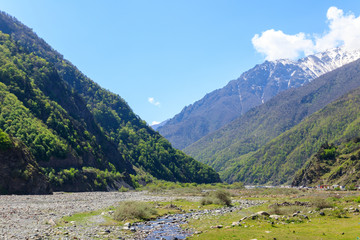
(0, 129), (51, 194)
(158, 48), (360, 149)
(222, 87), (360, 184)
(185, 58), (360, 183)
(0, 11), (220, 192)
(292, 138), (360, 187)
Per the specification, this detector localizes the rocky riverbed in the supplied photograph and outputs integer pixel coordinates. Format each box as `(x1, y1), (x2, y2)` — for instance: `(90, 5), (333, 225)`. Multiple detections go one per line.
(0, 192), (263, 239)
(0, 191), (197, 239)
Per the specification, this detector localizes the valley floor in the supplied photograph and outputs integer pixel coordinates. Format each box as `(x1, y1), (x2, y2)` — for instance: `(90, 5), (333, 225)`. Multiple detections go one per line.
(0, 191), (200, 239)
(1, 188), (360, 239)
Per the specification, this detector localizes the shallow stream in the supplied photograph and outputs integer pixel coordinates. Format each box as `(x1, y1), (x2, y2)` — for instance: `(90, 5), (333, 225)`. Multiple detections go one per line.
(133, 213), (192, 240)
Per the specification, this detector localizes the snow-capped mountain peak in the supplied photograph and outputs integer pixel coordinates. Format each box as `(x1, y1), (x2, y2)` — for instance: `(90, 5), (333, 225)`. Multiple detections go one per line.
(299, 47), (360, 79)
(157, 47), (360, 149)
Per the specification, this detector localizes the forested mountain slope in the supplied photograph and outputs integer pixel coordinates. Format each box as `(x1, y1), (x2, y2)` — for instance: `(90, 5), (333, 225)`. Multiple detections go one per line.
(292, 138), (360, 187)
(223, 86), (360, 184)
(185, 58), (360, 183)
(158, 48), (360, 149)
(0, 11), (220, 193)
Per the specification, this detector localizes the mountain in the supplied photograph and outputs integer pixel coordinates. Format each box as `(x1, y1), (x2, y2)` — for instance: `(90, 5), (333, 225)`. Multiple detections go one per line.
(151, 119), (169, 131)
(184, 58), (360, 184)
(222, 86), (360, 185)
(0, 11), (220, 193)
(158, 48), (360, 149)
(292, 138), (360, 187)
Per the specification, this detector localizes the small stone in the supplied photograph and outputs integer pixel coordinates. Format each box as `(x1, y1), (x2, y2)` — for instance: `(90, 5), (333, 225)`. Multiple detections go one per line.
(319, 212), (325, 216)
(240, 216), (247, 221)
(232, 221), (241, 227)
(269, 215), (280, 220)
(48, 219), (56, 226)
(250, 214), (258, 220)
(257, 211), (270, 216)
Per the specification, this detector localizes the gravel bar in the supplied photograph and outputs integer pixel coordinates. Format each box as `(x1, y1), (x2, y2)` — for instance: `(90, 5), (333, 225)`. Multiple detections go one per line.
(0, 191), (200, 239)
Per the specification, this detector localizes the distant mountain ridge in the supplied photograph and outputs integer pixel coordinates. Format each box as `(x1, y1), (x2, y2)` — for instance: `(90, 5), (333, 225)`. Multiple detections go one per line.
(158, 47), (360, 149)
(185, 57), (360, 184)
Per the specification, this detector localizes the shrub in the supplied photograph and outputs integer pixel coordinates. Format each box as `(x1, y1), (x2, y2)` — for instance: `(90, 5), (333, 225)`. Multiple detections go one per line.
(118, 186), (129, 192)
(269, 204), (309, 216)
(201, 190), (232, 206)
(311, 197), (333, 210)
(114, 201), (157, 221)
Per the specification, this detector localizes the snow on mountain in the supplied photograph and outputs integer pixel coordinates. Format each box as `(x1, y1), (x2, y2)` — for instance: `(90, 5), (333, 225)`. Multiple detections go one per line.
(158, 47), (360, 149)
(298, 47), (360, 79)
(151, 119), (169, 131)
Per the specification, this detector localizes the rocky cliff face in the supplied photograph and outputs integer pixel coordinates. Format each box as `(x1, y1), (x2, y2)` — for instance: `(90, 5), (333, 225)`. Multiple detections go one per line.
(0, 139), (52, 195)
(158, 47), (360, 149)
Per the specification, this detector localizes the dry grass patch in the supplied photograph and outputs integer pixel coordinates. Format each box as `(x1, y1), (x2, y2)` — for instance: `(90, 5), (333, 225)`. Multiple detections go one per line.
(114, 201), (157, 221)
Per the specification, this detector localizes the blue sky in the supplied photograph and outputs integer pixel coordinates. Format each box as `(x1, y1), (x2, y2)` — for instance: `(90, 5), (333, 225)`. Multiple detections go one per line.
(1, 1), (360, 125)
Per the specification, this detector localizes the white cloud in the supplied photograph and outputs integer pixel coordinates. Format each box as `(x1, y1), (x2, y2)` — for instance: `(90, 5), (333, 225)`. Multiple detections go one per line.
(315, 7), (360, 52)
(148, 97), (160, 106)
(252, 7), (360, 60)
(151, 121), (160, 125)
(252, 30), (314, 60)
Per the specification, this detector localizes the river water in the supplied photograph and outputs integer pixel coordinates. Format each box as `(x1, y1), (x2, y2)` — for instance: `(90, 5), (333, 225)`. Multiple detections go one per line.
(133, 213), (193, 240)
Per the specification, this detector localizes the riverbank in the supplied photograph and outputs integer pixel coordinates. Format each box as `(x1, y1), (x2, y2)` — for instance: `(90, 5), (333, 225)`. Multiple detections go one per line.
(1, 188), (360, 239)
(0, 191), (200, 239)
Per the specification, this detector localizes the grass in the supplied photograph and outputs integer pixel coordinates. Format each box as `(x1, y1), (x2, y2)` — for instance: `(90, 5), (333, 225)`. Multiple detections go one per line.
(54, 188), (360, 240)
(188, 214), (360, 240)
(59, 208), (117, 226)
(187, 190), (360, 240)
